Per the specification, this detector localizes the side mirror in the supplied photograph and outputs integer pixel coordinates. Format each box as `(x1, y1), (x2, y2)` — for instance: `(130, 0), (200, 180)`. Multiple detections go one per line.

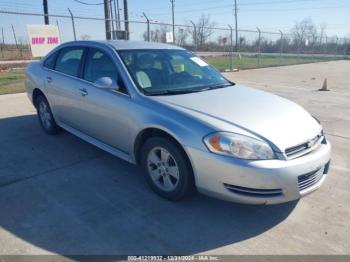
(93, 77), (119, 91)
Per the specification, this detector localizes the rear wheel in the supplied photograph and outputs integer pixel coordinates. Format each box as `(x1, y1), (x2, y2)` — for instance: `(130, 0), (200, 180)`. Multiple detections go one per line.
(140, 137), (194, 201)
(36, 95), (60, 135)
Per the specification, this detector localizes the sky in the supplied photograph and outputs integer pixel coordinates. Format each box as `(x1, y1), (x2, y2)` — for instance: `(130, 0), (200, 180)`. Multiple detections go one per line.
(0, 0), (349, 43)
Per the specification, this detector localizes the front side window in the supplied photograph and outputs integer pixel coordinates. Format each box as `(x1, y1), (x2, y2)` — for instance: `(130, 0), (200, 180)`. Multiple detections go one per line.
(83, 48), (128, 94)
(84, 48), (118, 83)
(55, 47), (84, 77)
(118, 49), (232, 95)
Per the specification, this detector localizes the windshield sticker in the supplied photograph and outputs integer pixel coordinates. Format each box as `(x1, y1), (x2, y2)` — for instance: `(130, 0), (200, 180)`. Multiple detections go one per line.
(190, 57), (208, 67)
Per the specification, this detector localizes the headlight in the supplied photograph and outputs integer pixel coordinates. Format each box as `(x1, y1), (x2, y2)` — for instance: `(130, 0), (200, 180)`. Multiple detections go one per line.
(203, 132), (274, 160)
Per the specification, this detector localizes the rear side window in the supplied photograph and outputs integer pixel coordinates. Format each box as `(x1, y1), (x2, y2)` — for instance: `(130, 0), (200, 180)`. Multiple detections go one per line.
(55, 47), (84, 77)
(43, 51), (58, 69)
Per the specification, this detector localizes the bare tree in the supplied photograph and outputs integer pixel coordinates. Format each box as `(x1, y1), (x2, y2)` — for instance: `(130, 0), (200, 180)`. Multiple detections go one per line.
(188, 14), (216, 48)
(80, 34), (91, 40)
(239, 36), (246, 48)
(290, 18), (317, 51)
(143, 29), (160, 42)
(143, 26), (169, 43)
(319, 23), (327, 45)
(176, 28), (188, 46)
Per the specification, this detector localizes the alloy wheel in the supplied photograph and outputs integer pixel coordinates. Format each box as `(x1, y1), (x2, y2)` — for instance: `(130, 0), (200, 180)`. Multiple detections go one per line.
(39, 101), (52, 129)
(147, 146), (180, 191)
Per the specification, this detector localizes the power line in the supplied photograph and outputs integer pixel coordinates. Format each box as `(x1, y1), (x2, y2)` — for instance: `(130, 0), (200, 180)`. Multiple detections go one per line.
(0, 2), (103, 14)
(147, 4), (350, 17)
(72, 0), (104, 5)
(237, 4), (350, 13)
(0, 9), (349, 36)
(143, 0), (325, 13)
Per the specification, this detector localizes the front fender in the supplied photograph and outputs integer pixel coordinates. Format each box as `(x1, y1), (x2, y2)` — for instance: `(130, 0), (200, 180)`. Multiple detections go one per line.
(127, 97), (213, 163)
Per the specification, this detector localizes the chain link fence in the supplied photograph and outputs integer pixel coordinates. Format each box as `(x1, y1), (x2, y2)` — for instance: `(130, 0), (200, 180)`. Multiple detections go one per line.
(1, 10), (349, 70)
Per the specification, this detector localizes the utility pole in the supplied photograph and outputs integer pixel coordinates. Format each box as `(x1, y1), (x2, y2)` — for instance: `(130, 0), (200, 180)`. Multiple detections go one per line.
(143, 12), (150, 42)
(170, 0), (175, 44)
(104, 0), (112, 40)
(113, 0), (120, 30)
(234, 0), (238, 52)
(109, 0), (115, 39)
(123, 0), (129, 40)
(43, 0), (49, 24)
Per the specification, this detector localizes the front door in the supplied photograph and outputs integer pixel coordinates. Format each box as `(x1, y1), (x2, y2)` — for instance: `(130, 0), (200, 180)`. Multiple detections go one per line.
(73, 47), (132, 154)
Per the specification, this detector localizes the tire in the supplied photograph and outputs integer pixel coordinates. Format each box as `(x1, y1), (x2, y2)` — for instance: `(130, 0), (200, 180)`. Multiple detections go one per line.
(140, 137), (194, 201)
(36, 95), (60, 135)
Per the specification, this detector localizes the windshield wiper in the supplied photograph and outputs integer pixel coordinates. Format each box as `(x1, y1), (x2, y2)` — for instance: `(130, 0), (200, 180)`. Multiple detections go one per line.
(147, 89), (205, 96)
(146, 83), (233, 96)
(205, 83), (233, 90)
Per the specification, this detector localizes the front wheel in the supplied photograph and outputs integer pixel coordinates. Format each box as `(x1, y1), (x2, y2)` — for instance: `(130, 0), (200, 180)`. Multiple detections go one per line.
(140, 137), (195, 201)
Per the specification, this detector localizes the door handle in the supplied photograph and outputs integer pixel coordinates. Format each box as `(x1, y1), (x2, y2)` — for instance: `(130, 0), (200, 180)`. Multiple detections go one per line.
(46, 76), (53, 83)
(79, 88), (88, 96)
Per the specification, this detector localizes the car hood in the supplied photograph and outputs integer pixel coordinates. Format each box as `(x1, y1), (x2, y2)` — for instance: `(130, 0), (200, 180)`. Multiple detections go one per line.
(152, 85), (321, 151)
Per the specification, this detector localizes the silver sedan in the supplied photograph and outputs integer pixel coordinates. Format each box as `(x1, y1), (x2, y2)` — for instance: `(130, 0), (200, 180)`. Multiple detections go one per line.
(25, 40), (331, 204)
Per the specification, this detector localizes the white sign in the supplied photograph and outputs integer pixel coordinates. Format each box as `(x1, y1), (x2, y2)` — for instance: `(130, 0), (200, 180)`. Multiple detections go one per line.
(165, 32), (173, 43)
(27, 24), (61, 57)
(190, 57), (208, 67)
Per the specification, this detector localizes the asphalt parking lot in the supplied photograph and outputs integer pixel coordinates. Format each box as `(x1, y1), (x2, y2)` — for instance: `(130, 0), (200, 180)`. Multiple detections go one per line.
(0, 60), (349, 255)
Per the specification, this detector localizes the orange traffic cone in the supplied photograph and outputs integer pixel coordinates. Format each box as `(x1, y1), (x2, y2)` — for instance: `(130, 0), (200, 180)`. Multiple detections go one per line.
(319, 78), (330, 91)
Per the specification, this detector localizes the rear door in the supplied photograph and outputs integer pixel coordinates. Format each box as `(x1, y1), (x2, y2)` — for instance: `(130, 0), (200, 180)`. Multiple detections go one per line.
(43, 46), (88, 128)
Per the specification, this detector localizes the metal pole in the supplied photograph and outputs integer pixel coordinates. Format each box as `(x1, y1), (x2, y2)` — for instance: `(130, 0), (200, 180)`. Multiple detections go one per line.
(110, 0), (115, 39)
(112, 0), (118, 31)
(228, 24), (233, 71)
(56, 20), (62, 42)
(11, 24), (22, 58)
(344, 39), (348, 56)
(170, 0), (175, 44)
(234, 0), (238, 52)
(143, 12), (150, 42)
(123, 0), (129, 40)
(325, 36), (328, 53)
(279, 30), (283, 65)
(0, 27), (4, 58)
(256, 27), (261, 66)
(190, 20), (196, 51)
(115, 0), (121, 30)
(68, 8), (76, 41)
(335, 37), (339, 56)
(43, 0), (49, 24)
(104, 0), (112, 40)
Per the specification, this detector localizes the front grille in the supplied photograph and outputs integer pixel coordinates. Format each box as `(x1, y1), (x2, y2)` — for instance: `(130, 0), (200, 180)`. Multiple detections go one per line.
(224, 183), (283, 197)
(298, 167), (324, 191)
(285, 134), (323, 159)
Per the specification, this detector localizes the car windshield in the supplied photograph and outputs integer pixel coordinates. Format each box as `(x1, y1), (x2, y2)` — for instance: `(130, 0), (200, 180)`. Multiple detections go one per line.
(118, 49), (233, 95)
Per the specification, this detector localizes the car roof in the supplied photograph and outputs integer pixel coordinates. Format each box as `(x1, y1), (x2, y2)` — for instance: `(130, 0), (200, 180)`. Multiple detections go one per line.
(62, 40), (185, 51)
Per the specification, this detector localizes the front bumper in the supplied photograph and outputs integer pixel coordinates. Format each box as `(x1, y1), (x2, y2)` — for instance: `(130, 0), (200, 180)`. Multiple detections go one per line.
(186, 141), (331, 205)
